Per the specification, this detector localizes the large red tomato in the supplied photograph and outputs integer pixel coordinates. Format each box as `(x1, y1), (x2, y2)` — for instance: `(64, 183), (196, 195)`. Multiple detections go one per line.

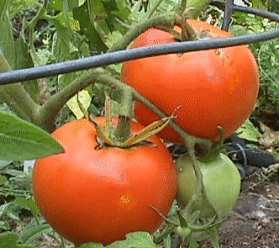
(33, 118), (177, 245)
(121, 19), (259, 142)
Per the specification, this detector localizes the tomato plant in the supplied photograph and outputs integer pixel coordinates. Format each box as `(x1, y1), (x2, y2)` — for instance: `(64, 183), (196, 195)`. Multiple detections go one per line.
(1, 0), (278, 247)
(32, 117), (177, 245)
(121, 19), (260, 142)
(176, 153), (241, 218)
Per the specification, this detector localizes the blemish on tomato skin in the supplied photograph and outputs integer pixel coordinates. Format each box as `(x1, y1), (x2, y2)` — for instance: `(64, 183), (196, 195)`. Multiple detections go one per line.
(119, 194), (131, 205)
(215, 48), (223, 56)
(215, 50), (239, 95)
(215, 48), (229, 65)
(228, 75), (240, 95)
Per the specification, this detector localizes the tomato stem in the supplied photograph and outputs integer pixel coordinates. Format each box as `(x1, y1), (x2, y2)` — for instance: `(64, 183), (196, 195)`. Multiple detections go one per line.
(114, 116), (131, 142)
(208, 227), (221, 248)
(114, 86), (134, 141)
(109, 14), (177, 52)
(179, 135), (218, 230)
(183, 138), (205, 207)
(180, 12), (197, 41)
(0, 51), (40, 122)
(104, 93), (113, 135)
(183, 19), (198, 41)
(200, 126), (226, 161)
(180, 0), (188, 13)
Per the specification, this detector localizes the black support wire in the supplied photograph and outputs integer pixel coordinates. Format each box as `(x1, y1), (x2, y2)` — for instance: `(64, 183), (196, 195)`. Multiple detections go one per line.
(222, 0), (234, 31)
(233, 5), (279, 22)
(0, 1), (278, 85)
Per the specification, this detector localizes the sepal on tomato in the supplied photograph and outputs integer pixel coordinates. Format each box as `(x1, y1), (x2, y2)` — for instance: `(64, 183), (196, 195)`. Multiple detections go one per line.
(89, 95), (177, 149)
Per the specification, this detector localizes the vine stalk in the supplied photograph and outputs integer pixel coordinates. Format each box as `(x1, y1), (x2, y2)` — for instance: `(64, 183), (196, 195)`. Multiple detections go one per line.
(0, 51), (39, 121)
(114, 87), (134, 141)
(109, 14), (178, 52)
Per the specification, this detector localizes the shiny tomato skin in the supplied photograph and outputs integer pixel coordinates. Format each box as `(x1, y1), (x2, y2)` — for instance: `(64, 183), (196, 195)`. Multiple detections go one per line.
(176, 153), (241, 218)
(33, 118), (177, 245)
(121, 19), (259, 142)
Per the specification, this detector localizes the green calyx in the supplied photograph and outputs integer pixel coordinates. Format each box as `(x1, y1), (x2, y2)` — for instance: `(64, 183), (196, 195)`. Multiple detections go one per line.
(90, 94), (175, 149)
(199, 126), (226, 162)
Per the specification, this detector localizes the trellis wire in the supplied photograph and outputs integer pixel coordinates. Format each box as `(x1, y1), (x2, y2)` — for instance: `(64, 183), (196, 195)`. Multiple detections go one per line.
(222, 0), (234, 31)
(0, 1), (278, 85)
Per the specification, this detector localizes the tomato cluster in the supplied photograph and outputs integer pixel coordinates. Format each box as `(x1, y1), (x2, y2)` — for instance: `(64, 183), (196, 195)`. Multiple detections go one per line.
(33, 20), (258, 245)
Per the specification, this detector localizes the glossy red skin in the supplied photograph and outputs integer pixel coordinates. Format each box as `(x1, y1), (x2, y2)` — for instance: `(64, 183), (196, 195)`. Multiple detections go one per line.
(33, 118), (177, 245)
(121, 19), (259, 142)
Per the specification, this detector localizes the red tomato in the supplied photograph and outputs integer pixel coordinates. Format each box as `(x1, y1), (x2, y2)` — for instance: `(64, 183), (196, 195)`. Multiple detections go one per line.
(121, 19), (259, 142)
(33, 118), (177, 245)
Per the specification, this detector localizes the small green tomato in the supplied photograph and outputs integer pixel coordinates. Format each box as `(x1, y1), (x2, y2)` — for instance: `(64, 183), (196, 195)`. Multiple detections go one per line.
(176, 153), (241, 218)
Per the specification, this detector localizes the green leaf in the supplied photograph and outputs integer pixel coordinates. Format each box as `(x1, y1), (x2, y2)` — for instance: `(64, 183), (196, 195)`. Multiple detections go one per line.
(271, 0), (279, 12)
(0, 0), (9, 19)
(236, 119), (261, 142)
(14, 36), (39, 101)
(186, 0), (211, 18)
(13, 198), (40, 217)
(0, 232), (35, 248)
(20, 223), (51, 244)
(208, 227), (220, 248)
(49, 0), (82, 11)
(188, 239), (200, 248)
(13, 35), (33, 69)
(52, 14), (77, 61)
(51, 12), (90, 88)
(0, 175), (7, 185)
(73, 3), (108, 52)
(0, 160), (11, 169)
(8, 0), (38, 18)
(0, 203), (12, 218)
(0, 220), (10, 231)
(0, 111), (64, 161)
(63, 0), (79, 11)
(251, 0), (266, 8)
(163, 235), (172, 248)
(108, 232), (157, 248)
(67, 90), (92, 119)
(0, 12), (15, 68)
(48, 0), (64, 10)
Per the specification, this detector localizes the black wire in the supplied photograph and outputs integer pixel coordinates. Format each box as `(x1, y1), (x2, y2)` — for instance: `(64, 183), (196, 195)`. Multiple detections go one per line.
(233, 5), (279, 22)
(0, 4), (278, 85)
(222, 0), (234, 31)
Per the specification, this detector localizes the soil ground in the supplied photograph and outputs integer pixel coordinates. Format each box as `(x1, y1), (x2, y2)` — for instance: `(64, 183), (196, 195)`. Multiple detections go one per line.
(218, 169), (279, 248)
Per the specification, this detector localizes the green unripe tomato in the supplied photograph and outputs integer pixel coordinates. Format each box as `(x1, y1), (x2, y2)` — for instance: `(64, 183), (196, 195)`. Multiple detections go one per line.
(176, 153), (241, 218)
